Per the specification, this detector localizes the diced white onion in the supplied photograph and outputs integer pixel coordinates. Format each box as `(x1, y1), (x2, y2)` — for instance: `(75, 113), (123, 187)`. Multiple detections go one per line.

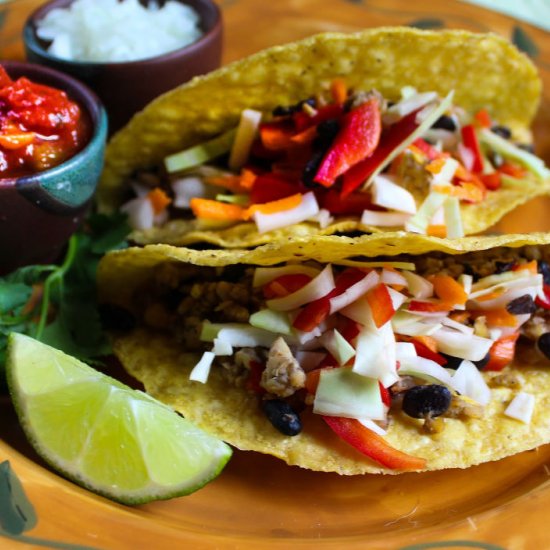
(459, 274), (473, 296)
(361, 210), (411, 227)
(395, 342), (417, 360)
(254, 192), (319, 233)
(431, 328), (493, 361)
(371, 175), (417, 214)
(329, 271), (380, 314)
(212, 338), (233, 356)
(504, 392), (535, 424)
(381, 269), (407, 287)
(441, 317), (474, 334)
(189, 352), (215, 383)
(121, 196), (154, 230)
(387, 287), (406, 311)
(387, 91), (438, 118)
(340, 297), (375, 328)
(450, 360), (491, 405)
(229, 109), (262, 171)
(398, 355), (454, 386)
(216, 326), (277, 348)
(402, 271), (433, 299)
(267, 265), (335, 312)
(172, 177), (219, 208)
(405, 191), (447, 234)
(310, 208), (334, 229)
(443, 196), (464, 238)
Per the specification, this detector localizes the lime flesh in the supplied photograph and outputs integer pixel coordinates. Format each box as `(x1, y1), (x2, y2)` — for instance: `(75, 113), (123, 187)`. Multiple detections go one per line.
(6, 333), (232, 504)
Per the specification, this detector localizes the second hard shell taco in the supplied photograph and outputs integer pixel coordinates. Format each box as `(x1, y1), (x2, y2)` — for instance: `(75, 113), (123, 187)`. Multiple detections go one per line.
(98, 232), (550, 473)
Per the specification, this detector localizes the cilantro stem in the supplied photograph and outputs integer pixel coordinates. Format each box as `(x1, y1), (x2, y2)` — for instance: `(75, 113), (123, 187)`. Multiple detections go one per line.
(34, 235), (79, 341)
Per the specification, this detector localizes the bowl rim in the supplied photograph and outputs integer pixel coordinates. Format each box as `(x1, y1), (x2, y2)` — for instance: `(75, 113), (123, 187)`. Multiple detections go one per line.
(0, 60), (108, 186)
(23, 0), (223, 68)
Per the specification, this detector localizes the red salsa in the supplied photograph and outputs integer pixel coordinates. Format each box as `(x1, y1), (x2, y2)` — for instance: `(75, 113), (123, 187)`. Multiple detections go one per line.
(0, 65), (91, 178)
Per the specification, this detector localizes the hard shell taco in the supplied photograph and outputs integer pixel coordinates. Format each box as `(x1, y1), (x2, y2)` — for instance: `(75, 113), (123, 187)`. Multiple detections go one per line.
(97, 28), (550, 248)
(98, 232), (550, 474)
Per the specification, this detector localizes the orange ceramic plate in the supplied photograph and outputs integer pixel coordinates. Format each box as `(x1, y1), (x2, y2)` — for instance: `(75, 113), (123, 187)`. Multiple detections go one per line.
(2, 0), (550, 548)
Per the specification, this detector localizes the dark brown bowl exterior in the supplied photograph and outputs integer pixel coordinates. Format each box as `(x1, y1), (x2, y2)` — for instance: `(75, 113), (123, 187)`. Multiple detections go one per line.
(24, 0), (223, 132)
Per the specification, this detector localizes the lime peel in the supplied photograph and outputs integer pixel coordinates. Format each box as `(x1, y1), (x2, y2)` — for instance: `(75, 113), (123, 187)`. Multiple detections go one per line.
(6, 333), (232, 505)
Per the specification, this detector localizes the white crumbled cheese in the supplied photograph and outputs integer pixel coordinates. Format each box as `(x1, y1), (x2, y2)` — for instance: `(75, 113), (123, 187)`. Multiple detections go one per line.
(36, 0), (203, 62)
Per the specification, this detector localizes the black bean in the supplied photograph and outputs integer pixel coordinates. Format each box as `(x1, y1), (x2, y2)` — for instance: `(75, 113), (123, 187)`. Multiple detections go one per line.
(262, 399), (302, 436)
(538, 261), (550, 285)
(98, 303), (136, 331)
(432, 115), (456, 131)
(495, 261), (515, 274)
(316, 119), (340, 143)
(272, 98), (316, 117)
(473, 352), (491, 371)
(440, 353), (463, 370)
(537, 333), (550, 360)
(302, 149), (326, 187)
(506, 294), (536, 315)
(491, 125), (512, 139)
(402, 385), (452, 418)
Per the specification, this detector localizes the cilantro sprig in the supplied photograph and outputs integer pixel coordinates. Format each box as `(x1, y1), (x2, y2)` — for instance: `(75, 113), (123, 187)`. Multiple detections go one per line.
(0, 213), (130, 388)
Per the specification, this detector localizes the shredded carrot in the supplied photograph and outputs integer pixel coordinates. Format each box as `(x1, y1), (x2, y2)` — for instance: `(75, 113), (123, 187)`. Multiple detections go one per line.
(474, 109), (492, 128)
(476, 288), (505, 302)
(330, 79), (348, 105)
(246, 193), (302, 217)
(433, 181), (484, 203)
(239, 168), (257, 190)
(147, 188), (172, 214)
(429, 274), (468, 306)
(427, 225), (447, 238)
(513, 260), (538, 275)
(472, 308), (518, 327)
(425, 157), (447, 175)
(413, 335), (438, 353)
(190, 198), (246, 221)
(499, 162), (527, 179)
(260, 124), (295, 150)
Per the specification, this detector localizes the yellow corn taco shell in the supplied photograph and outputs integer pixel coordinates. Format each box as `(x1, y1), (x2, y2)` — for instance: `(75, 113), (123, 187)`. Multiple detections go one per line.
(97, 28), (550, 248)
(98, 232), (550, 474)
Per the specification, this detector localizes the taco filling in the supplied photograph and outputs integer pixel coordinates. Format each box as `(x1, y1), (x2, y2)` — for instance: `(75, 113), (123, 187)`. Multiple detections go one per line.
(119, 83), (549, 241)
(101, 243), (550, 473)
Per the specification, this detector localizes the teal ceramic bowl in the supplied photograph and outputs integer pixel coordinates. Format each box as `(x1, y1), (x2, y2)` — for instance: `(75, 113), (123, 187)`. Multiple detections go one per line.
(0, 61), (108, 274)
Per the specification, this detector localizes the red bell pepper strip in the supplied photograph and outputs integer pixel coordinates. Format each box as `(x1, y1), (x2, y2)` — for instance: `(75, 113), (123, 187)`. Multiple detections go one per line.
(412, 340), (447, 366)
(250, 173), (300, 204)
(323, 416), (427, 471)
(314, 99), (381, 187)
(366, 284), (394, 328)
(460, 124), (484, 173)
(341, 109), (420, 196)
(319, 188), (377, 215)
(484, 333), (520, 371)
(479, 172), (502, 191)
(498, 161), (527, 179)
(263, 273), (312, 299)
(339, 318), (361, 344)
(379, 383), (391, 407)
(293, 103), (344, 132)
(536, 284), (550, 310)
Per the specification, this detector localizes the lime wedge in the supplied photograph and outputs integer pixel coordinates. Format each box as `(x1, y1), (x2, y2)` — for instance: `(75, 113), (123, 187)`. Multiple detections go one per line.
(6, 333), (232, 505)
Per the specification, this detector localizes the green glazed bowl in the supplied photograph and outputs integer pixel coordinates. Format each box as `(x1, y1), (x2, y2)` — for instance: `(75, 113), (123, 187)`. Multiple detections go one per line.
(0, 61), (108, 274)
